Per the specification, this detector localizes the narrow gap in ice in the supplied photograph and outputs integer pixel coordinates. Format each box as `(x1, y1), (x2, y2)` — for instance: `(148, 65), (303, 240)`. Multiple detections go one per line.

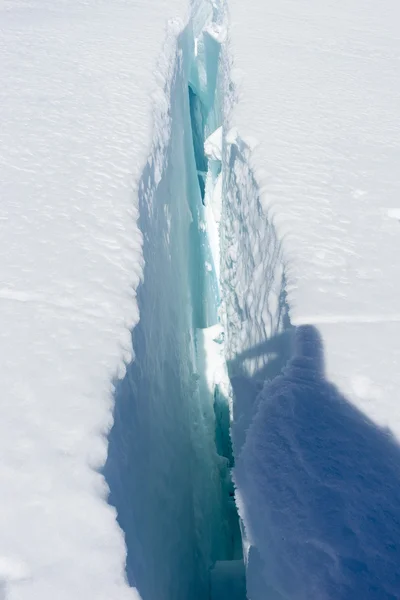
(187, 75), (246, 598)
(189, 86), (207, 204)
(104, 5), (246, 599)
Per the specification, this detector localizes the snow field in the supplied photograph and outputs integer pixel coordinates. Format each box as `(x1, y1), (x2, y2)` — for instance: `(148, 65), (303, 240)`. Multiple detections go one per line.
(4, 0), (398, 598)
(0, 1), (193, 598)
(221, 0), (400, 598)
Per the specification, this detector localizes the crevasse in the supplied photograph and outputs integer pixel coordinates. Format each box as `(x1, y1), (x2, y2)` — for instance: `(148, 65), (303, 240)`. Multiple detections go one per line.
(104, 1), (246, 599)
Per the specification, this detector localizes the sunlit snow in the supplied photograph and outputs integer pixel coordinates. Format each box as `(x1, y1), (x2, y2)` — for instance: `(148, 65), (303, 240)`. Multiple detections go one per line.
(2, 0), (400, 599)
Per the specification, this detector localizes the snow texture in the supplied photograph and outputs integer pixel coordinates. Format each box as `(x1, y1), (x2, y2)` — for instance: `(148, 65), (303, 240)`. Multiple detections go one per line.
(235, 326), (400, 599)
(221, 0), (400, 598)
(0, 0), (197, 598)
(3, 0), (400, 598)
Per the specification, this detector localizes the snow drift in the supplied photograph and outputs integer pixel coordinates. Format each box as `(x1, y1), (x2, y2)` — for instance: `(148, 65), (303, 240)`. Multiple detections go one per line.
(235, 326), (400, 599)
(3, 0), (400, 599)
(222, 0), (400, 598)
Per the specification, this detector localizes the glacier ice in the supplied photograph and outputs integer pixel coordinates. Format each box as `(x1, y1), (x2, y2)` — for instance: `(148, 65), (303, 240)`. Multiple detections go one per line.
(0, 0), (242, 598)
(105, 3), (244, 599)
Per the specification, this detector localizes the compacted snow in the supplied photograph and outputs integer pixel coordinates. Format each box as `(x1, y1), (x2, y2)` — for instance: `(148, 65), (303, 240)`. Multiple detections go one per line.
(1, 0), (240, 599)
(3, 0), (400, 598)
(0, 1), (190, 598)
(224, 0), (400, 598)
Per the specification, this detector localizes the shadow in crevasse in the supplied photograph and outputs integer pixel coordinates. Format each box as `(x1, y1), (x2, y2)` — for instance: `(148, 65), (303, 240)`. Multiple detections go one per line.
(233, 324), (400, 600)
(227, 295), (294, 458)
(103, 22), (228, 600)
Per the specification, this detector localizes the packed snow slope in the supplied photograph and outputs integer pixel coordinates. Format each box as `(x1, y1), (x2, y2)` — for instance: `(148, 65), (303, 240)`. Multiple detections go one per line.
(224, 1), (400, 598)
(0, 1), (193, 598)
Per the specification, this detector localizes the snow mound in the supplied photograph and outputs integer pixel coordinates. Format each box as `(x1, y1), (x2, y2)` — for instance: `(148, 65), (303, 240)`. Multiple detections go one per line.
(235, 325), (400, 600)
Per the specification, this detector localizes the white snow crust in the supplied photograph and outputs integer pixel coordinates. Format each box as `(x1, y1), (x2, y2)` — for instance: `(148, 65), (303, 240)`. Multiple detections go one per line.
(0, 1), (188, 598)
(223, 1), (400, 598)
(227, 0), (400, 424)
(104, 3), (240, 597)
(4, 0), (400, 597)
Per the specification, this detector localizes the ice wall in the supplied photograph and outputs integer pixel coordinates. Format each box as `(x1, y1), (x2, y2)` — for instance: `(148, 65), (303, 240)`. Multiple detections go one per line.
(105, 4), (239, 599)
(219, 90), (294, 599)
(220, 127), (292, 457)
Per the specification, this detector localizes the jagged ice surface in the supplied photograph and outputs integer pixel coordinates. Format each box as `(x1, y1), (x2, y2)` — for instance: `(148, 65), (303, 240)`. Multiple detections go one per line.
(105, 4), (237, 598)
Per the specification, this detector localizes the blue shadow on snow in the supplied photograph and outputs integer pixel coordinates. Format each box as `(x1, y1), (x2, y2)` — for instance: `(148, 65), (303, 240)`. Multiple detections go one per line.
(234, 325), (400, 600)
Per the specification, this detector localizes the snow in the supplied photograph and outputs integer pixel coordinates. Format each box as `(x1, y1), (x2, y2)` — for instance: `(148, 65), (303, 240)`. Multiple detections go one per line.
(205, 126), (223, 161)
(235, 326), (400, 599)
(225, 0), (400, 400)
(0, 0), (193, 598)
(222, 0), (400, 597)
(4, 0), (400, 597)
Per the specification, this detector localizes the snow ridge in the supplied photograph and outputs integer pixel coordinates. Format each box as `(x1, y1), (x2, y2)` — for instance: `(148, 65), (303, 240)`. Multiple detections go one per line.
(235, 326), (400, 599)
(219, 3), (400, 597)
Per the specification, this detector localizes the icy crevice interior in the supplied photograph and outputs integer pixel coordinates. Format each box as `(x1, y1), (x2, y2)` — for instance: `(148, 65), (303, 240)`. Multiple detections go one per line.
(104, 1), (245, 599)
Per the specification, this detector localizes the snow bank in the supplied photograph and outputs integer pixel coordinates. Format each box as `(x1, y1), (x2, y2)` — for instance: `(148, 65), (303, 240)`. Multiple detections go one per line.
(221, 0), (400, 597)
(236, 326), (400, 599)
(0, 1), (190, 598)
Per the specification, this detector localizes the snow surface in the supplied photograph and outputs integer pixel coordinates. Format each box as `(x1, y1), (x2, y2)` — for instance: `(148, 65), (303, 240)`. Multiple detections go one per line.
(235, 326), (400, 599)
(223, 0), (400, 598)
(0, 1), (196, 598)
(4, 0), (400, 598)
(1, 0), (244, 598)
